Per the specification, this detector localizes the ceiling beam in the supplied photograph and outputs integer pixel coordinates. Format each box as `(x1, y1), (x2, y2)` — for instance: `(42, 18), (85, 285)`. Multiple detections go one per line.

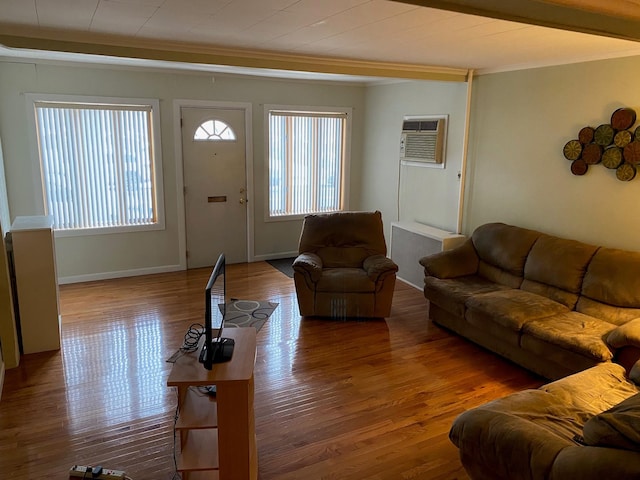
(0, 28), (469, 83)
(394, 0), (640, 42)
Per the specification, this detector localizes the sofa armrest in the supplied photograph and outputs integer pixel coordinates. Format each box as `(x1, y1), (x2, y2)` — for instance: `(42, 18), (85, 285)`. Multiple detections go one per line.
(607, 318), (640, 349)
(419, 239), (479, 279)
(450, 406), (570, 480)
(293, 253), (323, 283)
(607, 319), (640, 383)
(363, 254), (398, 283)
(551, 444), (640, 480)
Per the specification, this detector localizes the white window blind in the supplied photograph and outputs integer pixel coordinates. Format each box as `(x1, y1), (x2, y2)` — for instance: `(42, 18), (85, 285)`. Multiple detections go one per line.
(268, 110), (347, 218)
(34, 101), (159, 231)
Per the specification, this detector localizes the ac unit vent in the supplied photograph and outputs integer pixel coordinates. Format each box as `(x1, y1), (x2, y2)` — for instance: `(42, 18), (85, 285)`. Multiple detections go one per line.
(399, 115), (447, 166)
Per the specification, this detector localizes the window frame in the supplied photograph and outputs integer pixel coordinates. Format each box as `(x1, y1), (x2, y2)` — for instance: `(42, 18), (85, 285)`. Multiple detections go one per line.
(26, 93), (165, 237)
(264, 104), (351, 222)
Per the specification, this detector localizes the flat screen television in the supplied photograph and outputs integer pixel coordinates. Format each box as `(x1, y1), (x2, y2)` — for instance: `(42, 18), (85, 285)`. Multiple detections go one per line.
(199, 253), (235, 370)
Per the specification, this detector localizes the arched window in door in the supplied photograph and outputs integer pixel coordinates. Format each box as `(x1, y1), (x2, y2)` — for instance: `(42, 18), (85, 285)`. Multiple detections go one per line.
(193, 119), (236, 141)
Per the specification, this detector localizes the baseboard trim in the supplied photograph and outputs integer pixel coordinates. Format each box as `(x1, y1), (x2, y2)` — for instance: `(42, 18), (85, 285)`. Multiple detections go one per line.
(252, 251), (298, 262)
(397, 276), (423, 290)
(58, 264), (184, 284)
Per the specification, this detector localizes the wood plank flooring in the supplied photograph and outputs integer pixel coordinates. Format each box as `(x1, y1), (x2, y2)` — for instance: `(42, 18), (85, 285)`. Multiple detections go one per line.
(0, 262), (543, 479)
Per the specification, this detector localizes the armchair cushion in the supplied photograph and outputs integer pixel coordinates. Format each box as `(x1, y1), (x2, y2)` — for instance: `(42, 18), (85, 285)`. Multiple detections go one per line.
(317, 268), (374, 293)
(298, 211), (387, 267)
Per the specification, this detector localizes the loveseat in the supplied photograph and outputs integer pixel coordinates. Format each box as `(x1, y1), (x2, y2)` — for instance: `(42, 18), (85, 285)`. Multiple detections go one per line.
(450, 360), (640, 480)
(419, 222), (640, 380)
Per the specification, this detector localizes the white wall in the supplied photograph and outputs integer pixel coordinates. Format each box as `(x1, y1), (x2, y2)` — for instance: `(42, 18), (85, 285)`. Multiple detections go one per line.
(0, 60), (365, 281)
(7, 53), (637, 281)
(465, 55), (640, 251)
(359, 80), (469, 235)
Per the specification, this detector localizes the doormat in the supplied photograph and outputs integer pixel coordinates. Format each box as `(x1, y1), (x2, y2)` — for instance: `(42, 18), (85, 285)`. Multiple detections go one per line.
(225, 299), (278, 332)
(266, 257), (295, 278)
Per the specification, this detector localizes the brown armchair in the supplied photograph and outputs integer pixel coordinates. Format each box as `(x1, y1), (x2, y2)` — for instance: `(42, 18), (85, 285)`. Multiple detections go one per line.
(293, 211), (398, 318)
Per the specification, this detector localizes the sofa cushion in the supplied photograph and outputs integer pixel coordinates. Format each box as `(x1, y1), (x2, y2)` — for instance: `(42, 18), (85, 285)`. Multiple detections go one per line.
(522, 312), (615, 362)
(477, 261), (524, 288)
(520, 234), (597, 309)
(583, 393), (640, 451)
(471, 223), (541, 278)
(540, 362), (638, 412)
(581, 247), (640, 309)
(575, 296), (640, 326)
(520, 279), (580, 310)
(424, 275), (511, 317)
(524, 234), (597, 293)
(466, 289), (569, 333)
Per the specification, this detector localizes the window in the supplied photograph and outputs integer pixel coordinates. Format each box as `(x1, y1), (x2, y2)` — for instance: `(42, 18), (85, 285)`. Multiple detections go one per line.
(194, 119), (236, 141)
(29, 95), (164, 234)
(266, 106), (350, 219)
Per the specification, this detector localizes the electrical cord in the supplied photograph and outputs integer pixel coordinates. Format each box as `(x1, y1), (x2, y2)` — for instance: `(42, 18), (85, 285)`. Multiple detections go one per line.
(171, 389), (182, 480)
(181, 323), (205, 353)
(166, 323), (205, 364)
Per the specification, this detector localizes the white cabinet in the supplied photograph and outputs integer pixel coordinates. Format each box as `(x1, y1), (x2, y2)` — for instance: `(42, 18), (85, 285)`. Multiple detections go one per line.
(390, 221), (466, 289)
(11, 215), (61, 354)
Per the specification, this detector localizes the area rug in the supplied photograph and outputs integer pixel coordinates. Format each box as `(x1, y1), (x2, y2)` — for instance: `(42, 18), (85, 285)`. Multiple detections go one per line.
(266, 257), (295, 278)
(224, 299), (278, 332)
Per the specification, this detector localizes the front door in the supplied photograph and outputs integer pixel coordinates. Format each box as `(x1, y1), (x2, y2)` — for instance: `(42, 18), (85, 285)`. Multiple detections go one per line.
(181, 107), (248, 268)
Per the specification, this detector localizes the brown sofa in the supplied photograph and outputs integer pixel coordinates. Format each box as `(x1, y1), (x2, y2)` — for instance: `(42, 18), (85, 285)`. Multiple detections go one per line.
(450, 360), (640, 480)
(293, 211), (398, 318)
(420, 222), (640, 380)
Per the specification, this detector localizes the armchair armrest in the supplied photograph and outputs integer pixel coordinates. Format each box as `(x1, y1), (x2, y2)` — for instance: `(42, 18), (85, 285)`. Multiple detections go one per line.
(419, 239), (479, 279)
(363, 254), (398, 283)
(293, 253), (323, 283)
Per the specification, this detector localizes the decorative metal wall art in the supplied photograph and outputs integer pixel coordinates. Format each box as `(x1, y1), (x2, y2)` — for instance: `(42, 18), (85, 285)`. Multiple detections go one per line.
(563, 107), (639, 181)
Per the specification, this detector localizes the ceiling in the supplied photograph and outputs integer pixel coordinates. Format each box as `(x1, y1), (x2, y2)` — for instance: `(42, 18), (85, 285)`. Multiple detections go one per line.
(1, 0), (640, 82)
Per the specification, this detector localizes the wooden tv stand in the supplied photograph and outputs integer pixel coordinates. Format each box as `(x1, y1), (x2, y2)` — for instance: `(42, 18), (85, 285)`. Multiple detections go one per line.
(167, 327), (257, 480)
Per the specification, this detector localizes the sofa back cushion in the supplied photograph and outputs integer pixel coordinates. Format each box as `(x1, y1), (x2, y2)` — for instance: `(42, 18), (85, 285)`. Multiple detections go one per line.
(521, 235), (598, 308)
(576, 297), (640, 326)
(577, 247), (640, 324)
(471, 223), (541, 287)
(298, 211), (387, 268)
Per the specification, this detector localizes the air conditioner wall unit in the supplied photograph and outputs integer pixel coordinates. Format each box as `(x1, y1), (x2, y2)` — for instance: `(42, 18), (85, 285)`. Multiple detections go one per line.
(399, 115), (447, 167)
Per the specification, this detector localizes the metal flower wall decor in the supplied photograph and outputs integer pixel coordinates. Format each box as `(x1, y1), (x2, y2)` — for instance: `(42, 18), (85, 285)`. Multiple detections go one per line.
(563, 107), (640, 181)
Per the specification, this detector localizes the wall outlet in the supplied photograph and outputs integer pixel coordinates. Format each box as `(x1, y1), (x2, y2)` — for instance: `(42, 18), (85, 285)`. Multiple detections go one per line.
(69, 465), (126, 479)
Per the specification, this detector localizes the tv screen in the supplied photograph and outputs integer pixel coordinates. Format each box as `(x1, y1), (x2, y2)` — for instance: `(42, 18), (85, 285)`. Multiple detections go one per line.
(199, 253), (234, 370)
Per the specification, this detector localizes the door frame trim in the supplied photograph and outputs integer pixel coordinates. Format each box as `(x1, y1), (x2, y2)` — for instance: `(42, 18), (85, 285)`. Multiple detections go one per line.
(173, 100), (254, 269)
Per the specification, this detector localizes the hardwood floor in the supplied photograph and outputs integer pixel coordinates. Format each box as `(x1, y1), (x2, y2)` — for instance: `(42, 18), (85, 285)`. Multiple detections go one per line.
(0, 262), (543, 479)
